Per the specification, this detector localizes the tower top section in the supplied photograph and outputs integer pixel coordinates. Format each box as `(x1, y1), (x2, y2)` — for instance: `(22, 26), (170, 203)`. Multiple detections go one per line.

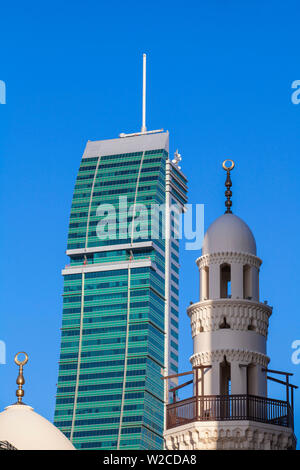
(83, 130), (169, 159)
(202, 161), (256, 256)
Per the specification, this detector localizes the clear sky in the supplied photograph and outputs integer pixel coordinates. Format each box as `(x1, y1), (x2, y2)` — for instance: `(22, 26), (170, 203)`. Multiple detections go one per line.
(1, 1), (300, 444)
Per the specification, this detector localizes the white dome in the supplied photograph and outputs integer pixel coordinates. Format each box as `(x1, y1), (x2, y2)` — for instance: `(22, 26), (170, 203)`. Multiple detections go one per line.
(0, 404), (75, 450)
(202, 213), (256, 255)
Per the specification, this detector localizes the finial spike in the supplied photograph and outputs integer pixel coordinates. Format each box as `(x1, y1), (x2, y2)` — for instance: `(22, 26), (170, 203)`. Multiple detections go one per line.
(14, 352), (28, 405)
(222, 160), (235, 214)
(141, 53), (147, 133)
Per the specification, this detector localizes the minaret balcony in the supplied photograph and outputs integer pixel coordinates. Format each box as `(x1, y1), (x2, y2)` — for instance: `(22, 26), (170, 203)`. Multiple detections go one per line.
(166, 394), (294, 431)
(163, 366), (297, 449)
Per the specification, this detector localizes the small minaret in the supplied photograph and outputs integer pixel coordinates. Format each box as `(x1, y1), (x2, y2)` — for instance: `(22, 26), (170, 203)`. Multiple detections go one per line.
(164, 161), (297, 450)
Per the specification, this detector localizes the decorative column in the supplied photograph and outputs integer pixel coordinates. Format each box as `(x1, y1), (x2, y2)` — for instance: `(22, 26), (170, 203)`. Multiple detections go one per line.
(209, 263), (220, 299)
(231, 263), (243, 299)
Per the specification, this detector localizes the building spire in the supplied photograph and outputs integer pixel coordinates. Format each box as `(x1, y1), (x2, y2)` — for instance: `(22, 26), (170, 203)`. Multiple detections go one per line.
(222, 159), (235, 214)
(119, 54), (164, 138)
(14, 352), (28, 405)
(141, 53), (147, 133)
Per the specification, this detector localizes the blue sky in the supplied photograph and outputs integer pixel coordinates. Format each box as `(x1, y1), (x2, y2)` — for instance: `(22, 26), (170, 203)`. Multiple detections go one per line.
(1, 1), (300, 443)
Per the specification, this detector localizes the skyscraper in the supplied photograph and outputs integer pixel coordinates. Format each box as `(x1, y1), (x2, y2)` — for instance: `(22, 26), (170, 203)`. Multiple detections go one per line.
(54, 131), (188, 449)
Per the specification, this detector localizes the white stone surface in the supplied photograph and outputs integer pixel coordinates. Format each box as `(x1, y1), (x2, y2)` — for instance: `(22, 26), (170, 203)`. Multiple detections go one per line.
(165, 420), (296, 450)
(0, 404), (75, 450)
(188, 299), (272, 337)
(202, 214), (256, 256)
(192, 330), (266, 356)
(187, 210), (269, 396)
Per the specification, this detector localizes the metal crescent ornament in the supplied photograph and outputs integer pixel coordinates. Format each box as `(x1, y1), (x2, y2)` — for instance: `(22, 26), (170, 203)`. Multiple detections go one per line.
(14, 352), (29, 367)
(222, 159), (235, 172)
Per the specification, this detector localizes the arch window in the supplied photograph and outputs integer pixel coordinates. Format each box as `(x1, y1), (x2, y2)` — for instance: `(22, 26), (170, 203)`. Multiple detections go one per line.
(220, 263), (231, 298)
(220, 357), (231, 396)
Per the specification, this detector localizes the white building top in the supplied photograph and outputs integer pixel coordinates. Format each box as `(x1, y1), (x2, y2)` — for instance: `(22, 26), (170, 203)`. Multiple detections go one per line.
(0, 404), (75, 450)
(82, 131), (169, 158)
(202, 213), (257, 256)
(0, 352), (75, 450)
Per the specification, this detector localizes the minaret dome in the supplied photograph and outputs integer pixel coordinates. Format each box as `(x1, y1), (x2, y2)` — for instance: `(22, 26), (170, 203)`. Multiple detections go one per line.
(202, 213), (256, 256)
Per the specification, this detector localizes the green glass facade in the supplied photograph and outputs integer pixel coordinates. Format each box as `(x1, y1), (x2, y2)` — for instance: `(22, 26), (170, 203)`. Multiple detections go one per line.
(54, 132), (187, 449)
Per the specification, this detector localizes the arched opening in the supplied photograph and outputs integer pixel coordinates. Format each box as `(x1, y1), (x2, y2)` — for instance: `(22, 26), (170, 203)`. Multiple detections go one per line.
(220, 263), (231, 298)
(243, 264), (251, 299)
(247, 319), (255, 331)
(220, 357), (231, 417)
(219, 317), (231, 329)
(220, 357), (231, 395)
(198, 319), (204, 333)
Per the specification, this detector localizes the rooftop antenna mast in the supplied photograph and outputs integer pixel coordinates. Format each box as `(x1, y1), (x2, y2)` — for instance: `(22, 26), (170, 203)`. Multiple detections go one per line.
(119, 53), (164, 138)
(141, 53), (147, 133)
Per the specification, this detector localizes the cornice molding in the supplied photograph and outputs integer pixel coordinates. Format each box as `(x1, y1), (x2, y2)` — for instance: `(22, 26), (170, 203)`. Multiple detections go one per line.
(196, 252), (262, 269)
(164, 421), (295, 450)
(190, 349), (270, 368)
(187, 299), (272, 337)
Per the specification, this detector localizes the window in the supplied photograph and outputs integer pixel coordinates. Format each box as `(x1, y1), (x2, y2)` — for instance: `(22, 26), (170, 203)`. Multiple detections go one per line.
(220, 358), (231, 395)
(220, 264), (231, 298)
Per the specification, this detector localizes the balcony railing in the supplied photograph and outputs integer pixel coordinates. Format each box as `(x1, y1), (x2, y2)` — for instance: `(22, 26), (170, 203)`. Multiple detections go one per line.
(166, 394), (294, 430)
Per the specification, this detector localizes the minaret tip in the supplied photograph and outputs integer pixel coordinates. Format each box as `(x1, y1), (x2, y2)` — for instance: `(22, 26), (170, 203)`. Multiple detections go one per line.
(222, 159), (235, 214)
(14, 352), (28, 405)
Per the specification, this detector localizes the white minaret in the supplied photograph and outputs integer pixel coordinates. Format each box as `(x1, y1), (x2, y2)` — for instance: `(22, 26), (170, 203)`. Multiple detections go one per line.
(164, 161), (297, 450)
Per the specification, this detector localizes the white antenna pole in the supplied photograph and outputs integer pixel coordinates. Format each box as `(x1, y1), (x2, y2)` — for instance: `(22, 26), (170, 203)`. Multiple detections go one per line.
(120, 53), (164, 137)
(141, 53), (147, 133)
